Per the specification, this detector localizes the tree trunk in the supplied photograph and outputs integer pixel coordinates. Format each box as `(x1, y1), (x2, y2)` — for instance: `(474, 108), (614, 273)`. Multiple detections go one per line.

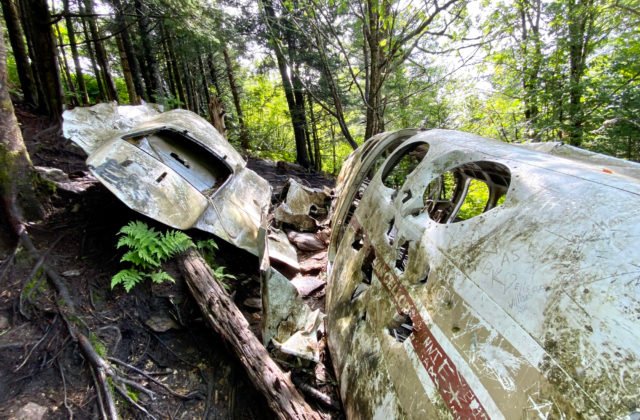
(207, 53), (222, 96)
(162, 38), (177, 102)
(164, 28), (186, 108)
(222, 47), (249, 150)
(363, 0), (384, 140)
(0, 27), (42, 231)
(197, 52), (211, 113)
(111, 0), (144, 102)
(208, 96), (226, 137)
(261, 0), (310, 167)
(308, 93), (322, 172)
(134, 0), (162, 102)
(63, 0), (89, 105)
(183, 59), (195, 111)
(82, 0), (118, 102)
(311, 25), (357, 149)
(78, 5), (104, 102)
(177, 250), (321, 420)
(23, 0), (63, 119)
(1, 0), (38, 107)
(116, 35), (139, 104)
(54, 20), (77, 106)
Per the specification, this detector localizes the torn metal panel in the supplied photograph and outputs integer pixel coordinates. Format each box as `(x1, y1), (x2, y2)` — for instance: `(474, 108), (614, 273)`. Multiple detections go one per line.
(267, 229), (300, 271)
(327, 129), (640, 419)
(261, 266), (325, 363)
(62, 103), (270, 256)
(274, 179), (332, 231)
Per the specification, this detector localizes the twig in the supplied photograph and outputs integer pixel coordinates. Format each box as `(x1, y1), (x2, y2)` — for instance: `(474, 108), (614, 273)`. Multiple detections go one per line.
(113, 383), (158, 420)
(0, 245), (18, 281)
(108, 357), (198, 400)
(292, 376), (341, 410)
(58, 361), (74, 419)
(14, 315), (56, 372)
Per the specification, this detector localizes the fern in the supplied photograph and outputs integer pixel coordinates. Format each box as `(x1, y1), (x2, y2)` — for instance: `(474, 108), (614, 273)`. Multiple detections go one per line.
(111, 268), (143, 292)
(149, 271), (175, 284)
(111, 221), (195, 292)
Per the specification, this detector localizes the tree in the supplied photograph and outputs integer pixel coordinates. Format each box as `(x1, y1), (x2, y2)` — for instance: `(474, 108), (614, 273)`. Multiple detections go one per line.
(261, 0), (311, 167)
(1, 0), (38, 107)
(22, 0), (63, 119)
(0, 23), (42, 233)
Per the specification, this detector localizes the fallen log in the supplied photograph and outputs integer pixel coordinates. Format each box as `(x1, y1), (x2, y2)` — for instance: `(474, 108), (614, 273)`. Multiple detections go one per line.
(178, 249), (322, 420)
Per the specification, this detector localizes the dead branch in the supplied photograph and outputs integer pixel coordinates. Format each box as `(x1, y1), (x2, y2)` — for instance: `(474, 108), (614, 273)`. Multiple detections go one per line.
(178, 249), (322, 420)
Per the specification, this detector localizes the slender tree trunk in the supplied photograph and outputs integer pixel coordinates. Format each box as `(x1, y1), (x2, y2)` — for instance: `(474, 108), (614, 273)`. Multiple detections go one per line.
(111, 0), (144, 102)
(134, 0), (162, 102)
(222, 47), (249, 150)
(207, 53), (222, 96)
(54, 20), (77, 106)
(23, 0), (63, 119)
(566, 0), (594, 146)
(0, 27), (42, 227)
(63, 0), (89, 105)
(311, 25), (357, 149)
(1, 0), (38, 107)
(182, 59), (195, 111)
(197, 53), (212, 111)
(116, 35), (138, 104)
(308, 93), (321, 172)
(76, 1), (104, 102)
(164, 29), (186, 108)
(162, 37), (177, 101)
(261, 0), (309, 167)
(82, 0), (117, 102)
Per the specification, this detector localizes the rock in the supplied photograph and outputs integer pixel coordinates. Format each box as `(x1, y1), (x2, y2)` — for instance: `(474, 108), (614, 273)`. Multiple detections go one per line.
(0, 314), (9, 330)
(145, 314), (179, 332)
(11, 402), (48, 420)
(61, 269), (81, 277)
(243, 297), (262, 310)
(290, 276), (325, 297)
(299, 252), (327, 274)
(287, 231), (327, 252)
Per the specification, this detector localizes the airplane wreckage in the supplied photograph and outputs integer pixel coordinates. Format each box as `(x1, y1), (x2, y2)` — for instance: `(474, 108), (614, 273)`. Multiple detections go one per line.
(62, 104), (640, 419)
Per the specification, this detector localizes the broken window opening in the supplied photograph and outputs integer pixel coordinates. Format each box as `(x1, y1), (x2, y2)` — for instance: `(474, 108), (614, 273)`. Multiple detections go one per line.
(125, 129), (233, 196)
(387, 313), (413, 343)
(337, 137), (408, 247)
(361, 248), (375, 285)
(395, 241), (411, 272)
(421, 161), (510, 224)
(352, 228), (365, 251)
(386, 218), (398, 246)
(381, 142), (430, 190)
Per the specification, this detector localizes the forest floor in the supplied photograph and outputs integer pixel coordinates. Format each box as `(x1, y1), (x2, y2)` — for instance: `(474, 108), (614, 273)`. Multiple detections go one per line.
(0, 108), (340, 419)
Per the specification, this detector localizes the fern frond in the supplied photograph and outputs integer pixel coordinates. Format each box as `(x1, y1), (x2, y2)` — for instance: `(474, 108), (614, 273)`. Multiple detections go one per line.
(162, 231), (194, 256)
(196, 239), (218, 253)
(112, 269), (143, 292)
(149, 271), (175, 284)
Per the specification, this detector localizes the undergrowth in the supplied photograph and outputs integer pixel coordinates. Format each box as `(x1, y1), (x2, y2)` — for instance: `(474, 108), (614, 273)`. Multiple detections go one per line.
(111, 221), (234, 292)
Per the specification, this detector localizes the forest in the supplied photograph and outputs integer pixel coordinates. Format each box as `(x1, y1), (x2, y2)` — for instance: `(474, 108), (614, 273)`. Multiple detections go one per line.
(1, 0), (639, 418)
(1, 0), (639, 173)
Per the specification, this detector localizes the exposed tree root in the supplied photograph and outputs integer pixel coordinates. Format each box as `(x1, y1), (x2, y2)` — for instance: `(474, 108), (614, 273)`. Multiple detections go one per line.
(6, 206), (200, 419)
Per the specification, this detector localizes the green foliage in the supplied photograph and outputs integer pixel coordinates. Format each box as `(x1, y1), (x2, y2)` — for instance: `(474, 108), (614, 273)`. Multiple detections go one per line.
(111, 221), (195, 292)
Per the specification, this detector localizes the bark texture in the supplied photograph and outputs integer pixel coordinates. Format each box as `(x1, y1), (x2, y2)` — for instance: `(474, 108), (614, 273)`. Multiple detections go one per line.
(178, 249), (321, 420)
(0, 26), (42, 233)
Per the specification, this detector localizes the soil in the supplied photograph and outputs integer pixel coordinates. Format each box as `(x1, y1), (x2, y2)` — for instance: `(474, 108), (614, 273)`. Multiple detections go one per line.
(0, 107), (340, 419)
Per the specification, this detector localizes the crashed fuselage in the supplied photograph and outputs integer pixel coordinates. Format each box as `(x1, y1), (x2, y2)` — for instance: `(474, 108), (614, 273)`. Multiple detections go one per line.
(63, 103), (270, 256)
(327, 129), (640, 419)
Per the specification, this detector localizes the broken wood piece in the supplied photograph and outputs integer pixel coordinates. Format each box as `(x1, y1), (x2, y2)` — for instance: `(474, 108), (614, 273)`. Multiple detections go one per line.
(178, 249), (322, 420)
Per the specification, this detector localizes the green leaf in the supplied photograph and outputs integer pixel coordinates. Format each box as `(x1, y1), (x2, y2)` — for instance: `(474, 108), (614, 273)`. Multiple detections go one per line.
(112, 269), (143, 292)
(149, 271), (175, 284)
